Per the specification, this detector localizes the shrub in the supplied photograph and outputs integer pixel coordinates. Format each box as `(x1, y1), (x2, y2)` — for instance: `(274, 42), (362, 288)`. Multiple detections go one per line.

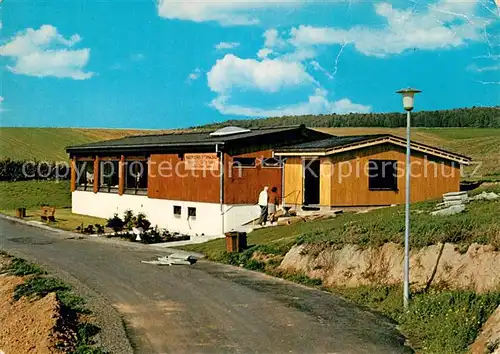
(106, 214), (124, 232)
(135, 212), (151, 230)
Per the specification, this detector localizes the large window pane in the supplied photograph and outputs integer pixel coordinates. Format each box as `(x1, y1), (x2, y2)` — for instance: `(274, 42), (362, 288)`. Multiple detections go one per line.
(100, 160), (119, 192)
(368, 160), (398, 190)
(75, 160), (94, 191)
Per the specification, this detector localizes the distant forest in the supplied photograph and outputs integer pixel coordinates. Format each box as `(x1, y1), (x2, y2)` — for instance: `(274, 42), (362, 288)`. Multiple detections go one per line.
(201, 106), (500, 129)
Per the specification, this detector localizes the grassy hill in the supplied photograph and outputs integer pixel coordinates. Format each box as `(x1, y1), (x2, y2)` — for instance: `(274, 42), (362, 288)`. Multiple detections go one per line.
(1, 127), (499, 178)
(0, 127), (170, 161)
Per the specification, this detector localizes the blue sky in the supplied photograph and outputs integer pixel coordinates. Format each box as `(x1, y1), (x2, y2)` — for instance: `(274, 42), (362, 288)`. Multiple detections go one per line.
(0, 0), (499, 128)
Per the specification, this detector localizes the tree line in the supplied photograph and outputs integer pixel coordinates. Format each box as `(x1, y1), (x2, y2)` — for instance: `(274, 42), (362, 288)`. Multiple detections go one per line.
(0, 159), (70, 182)
(200, 106), (500, 129)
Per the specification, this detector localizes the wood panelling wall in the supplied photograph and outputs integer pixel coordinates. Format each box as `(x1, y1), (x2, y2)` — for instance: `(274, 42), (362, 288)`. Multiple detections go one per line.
(328, 144), (460, 206)
(224, 150), (282, 205)
(148, 153), (220, 203)
(319, 157), (332, 206)
(283, 157), (303, 205)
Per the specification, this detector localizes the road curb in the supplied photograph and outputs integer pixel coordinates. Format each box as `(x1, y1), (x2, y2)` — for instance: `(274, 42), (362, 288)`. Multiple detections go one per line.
(0, 213), (205, 258)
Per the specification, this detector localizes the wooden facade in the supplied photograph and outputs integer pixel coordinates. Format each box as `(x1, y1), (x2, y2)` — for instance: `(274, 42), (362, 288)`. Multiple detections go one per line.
(283, 143), (462, 207)
(224, 150), (281, 205)
(72, 149), (283, 205)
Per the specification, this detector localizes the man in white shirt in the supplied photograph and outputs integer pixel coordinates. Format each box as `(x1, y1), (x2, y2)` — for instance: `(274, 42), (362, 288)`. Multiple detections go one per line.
(257, 186), (269, 225)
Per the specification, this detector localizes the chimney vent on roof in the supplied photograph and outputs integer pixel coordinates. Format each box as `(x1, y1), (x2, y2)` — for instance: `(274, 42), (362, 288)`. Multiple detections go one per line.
(209, 126), (251, 137)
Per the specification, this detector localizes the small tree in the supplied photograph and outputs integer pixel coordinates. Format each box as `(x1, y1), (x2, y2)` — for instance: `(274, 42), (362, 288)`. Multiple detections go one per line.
(123, 209), (135, 230)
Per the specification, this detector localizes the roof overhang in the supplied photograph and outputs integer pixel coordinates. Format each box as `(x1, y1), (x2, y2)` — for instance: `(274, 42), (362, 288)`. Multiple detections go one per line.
(275, 135), (471, 165)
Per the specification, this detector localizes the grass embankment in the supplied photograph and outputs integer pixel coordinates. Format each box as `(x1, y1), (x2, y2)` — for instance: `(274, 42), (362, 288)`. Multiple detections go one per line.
(0, 253), (104, 353)
(183, 184), (500, 260)
(0, 180), (106, 230)
(182, 184), (500, 354)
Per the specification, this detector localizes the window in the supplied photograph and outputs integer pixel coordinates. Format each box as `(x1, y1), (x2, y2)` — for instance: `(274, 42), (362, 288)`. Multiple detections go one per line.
(188, 207), (196, 218)
(125, 160), (148, 194)
(100, 160), (119, 193)
(232, 157), (256, 168)
(368, 160), (398, 191)
(173, 205), (182, 216)
(262, 157), (281, 168)
(75, 160), (94, 191)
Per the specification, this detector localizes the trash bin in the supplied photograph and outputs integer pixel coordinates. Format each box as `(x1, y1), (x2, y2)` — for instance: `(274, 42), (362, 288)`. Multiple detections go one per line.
(225, 232), (247, 253)
(15, 207), (26, 218)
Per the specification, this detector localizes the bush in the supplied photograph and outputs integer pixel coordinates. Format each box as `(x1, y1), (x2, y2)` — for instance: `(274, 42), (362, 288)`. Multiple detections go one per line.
(106, 214), (124, 232)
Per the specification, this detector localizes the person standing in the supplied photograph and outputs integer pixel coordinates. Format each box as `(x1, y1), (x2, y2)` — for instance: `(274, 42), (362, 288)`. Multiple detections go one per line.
(268, 186), (280, 223)
(257, 186), (269, 225)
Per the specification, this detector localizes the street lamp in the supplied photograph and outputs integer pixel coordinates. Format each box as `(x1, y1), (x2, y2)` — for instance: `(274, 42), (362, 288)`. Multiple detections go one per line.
(396, 88), (421, 309)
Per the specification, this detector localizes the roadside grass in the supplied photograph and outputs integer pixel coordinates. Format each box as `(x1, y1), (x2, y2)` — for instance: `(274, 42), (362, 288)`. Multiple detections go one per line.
(0, 180), (107, 231)
(1, 207), (107, 232)
(0, 180), (71, 209)
(334, 285), (500, 354)
(6, 257), (47, 276)
(181, 183), (500, 354)
(182, 184), (500, 260)
(1, 254), (104, 353)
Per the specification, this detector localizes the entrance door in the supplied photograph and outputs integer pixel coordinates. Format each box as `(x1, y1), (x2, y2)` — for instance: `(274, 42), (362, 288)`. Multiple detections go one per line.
(303, 159), (320, 205)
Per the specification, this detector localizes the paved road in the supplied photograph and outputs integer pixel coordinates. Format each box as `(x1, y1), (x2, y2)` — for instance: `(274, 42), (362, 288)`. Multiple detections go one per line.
(0, 218), (411, 354)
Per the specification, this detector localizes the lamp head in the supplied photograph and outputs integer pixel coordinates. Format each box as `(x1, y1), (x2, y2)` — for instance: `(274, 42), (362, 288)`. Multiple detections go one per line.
(396, 88), (421, 111)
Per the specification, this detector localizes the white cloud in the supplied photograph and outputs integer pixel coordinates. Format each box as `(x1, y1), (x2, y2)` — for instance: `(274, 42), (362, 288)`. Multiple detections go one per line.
(0, 25), (93, 79)
(211, 88), (371, 117)
(207, 54), (315, 94)
(187, 68), (202, 82)
(0, 96), (4, 104)
(257, 48), (273, 59)
(215, 42), (240, 50)
(289, 0), (486, 57)
(157, 0), (301, 25)
(468, 63), (500, 72)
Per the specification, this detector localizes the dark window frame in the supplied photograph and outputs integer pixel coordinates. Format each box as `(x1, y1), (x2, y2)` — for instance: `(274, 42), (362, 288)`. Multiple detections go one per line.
(173, 205), (182, 216)
(368, 160), (398, 191)
(188, 207), (197, 218)
(232, 157), (256, 168)
(262, 157), (282, 168)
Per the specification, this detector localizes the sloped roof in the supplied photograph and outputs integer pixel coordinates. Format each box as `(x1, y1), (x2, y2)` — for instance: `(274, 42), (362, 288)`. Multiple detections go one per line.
(275, 134), (471, 165)
(66, 125), (328, 154)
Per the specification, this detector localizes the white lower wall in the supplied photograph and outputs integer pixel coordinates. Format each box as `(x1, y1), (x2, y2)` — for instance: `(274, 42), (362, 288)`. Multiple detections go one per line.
(72, 191), (259, 236)
(223, 204), (260, 232)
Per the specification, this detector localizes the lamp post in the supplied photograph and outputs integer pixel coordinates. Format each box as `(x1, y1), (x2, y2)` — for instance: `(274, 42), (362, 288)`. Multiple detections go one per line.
(396, 88), (421, 309)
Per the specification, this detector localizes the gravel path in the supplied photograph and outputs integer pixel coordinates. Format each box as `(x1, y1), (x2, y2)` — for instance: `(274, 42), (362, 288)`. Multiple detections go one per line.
(0, 217), (412, 354)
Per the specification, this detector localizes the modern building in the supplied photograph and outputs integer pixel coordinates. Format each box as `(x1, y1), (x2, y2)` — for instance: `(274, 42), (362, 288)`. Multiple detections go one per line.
(67, 128), (471, 237)
(66, 125), (330, 236)
(274, 134), (471, 208)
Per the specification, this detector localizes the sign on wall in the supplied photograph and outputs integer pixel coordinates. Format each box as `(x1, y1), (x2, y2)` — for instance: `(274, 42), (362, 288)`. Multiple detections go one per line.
(184, 153), (219, 171)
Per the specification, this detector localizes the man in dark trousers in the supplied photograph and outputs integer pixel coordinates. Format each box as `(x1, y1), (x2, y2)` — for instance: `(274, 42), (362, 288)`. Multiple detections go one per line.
(257, 186), (269, 225)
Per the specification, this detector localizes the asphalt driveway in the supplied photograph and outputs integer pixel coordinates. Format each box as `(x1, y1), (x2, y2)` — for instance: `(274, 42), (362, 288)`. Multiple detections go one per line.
(0, 217), (411, 354)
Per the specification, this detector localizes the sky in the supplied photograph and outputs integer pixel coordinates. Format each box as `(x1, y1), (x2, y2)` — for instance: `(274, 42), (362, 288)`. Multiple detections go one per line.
(0, 0), (499, 129)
